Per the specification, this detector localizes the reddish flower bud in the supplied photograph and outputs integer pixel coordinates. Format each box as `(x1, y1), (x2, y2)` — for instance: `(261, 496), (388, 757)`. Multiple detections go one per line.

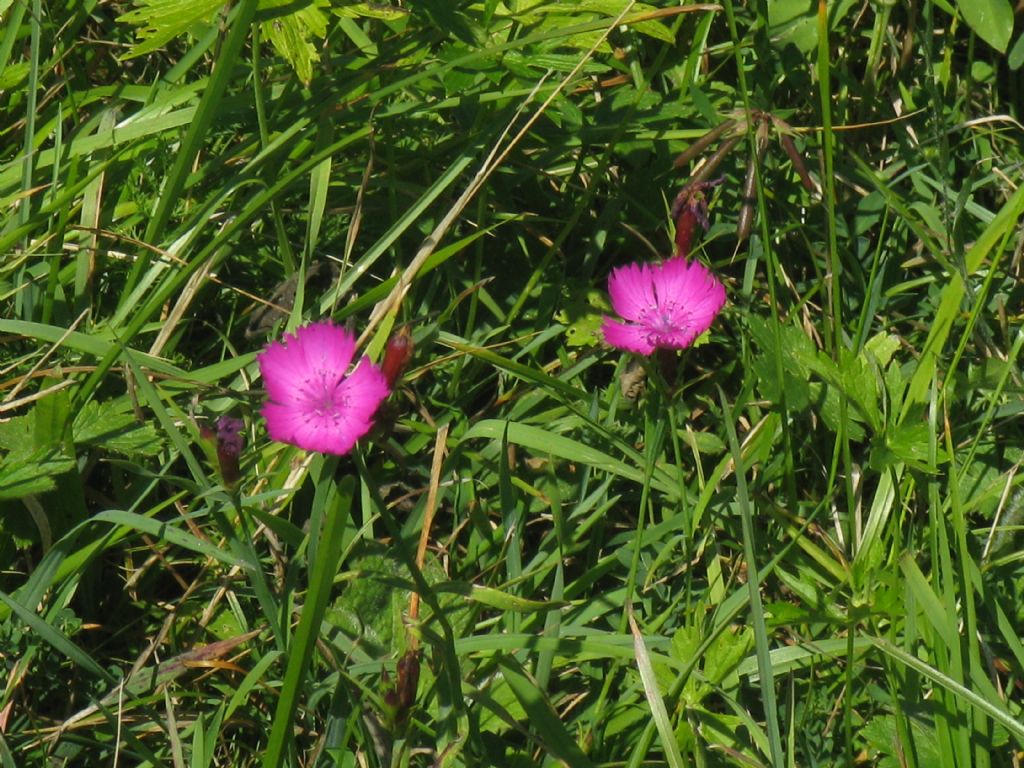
(675, 207), (698, 259)
(215, 416), (244, 488)
(670, 180), (718, 258)
(396, 651), (420, 711)
(381, 328), (414, 388)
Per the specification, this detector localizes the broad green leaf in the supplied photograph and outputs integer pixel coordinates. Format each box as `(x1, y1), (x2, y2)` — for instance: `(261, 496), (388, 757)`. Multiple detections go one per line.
(334, 2), (410, 22)
(748, 316), (815, 411)
(870, 421), (946, 474)
(863, 331), (901, 370)
(0, 447), (75, 500)
(0, 60), (28, 90)
(328, 553), (409, 657)
(260, 0), (328, 84)
(0, 406), (75, 501)
(956, 0), (1013, 52)
(1009, 31), (1024, 69)
(117, 0), (225, 58)
(767, 0), (857, 53)
(73, 399), (163, 457)
(0, 413), (33, 452)
(837, 347), (881, 432)
(671, 626), (709, 705)
(555, 288), (610, 348)
(862, 714), (943, 768)
(704, 625), (754, 688)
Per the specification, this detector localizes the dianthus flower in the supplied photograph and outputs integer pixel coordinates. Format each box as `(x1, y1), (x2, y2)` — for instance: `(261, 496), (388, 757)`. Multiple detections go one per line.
(601, 257), (726, 355)
(257, 321), (389, 455)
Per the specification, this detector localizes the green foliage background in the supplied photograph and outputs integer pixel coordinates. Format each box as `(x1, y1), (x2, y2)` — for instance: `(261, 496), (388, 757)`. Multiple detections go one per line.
(2, 0), (1024, 765)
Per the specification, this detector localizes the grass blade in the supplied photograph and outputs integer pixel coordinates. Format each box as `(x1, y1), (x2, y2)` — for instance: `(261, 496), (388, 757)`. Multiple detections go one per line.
(263, 470), (353, 768)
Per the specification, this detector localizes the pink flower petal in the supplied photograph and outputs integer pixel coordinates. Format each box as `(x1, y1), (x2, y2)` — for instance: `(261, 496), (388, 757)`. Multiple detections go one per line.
(257, 321), (390, 455)
(602, 257), (725, 355)
(601, 317), (656, 355)
(258, 339), (302, 404)
(607, 262), (658, 322)
(292, 322), (356, 378)
(335, 359), (391, 423)
(651, 257), (692, 304)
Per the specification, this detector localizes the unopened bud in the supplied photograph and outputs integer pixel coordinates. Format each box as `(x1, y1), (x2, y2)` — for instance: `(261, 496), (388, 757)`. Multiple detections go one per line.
(381, 328), (414, 388)
(215, 416), (244, 488)
(396, 651), (420, 710)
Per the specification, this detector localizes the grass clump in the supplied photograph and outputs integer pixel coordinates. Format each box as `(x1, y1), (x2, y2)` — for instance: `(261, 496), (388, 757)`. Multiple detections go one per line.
(2, 0), (1024, 765)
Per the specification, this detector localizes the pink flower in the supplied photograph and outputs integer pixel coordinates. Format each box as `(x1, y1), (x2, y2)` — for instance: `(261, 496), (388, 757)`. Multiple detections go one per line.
(257, 322), (390, 455)
(601, 257), (726, 355)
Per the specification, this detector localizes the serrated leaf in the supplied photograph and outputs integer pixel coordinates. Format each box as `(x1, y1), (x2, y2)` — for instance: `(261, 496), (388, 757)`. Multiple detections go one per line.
(873, 421), (946, 474)
(73, 399), (164, 457)
(556, 289), (610, 348)
(704, 626), (754, 688)
(260, 0), (328, 84)
(671, 625), (709, 706)
(815, 381), (867, 441)
(0, 448), (75, 500)
(862, 714), (942, 768)
(748, 316), (815, 410)
(838, 347), (881, 432)
(117, 0), (226, 59)
(0, 414), (33, 452)
(0, 61), (29, 91)
(863, 332), (901, 370)
(334, 2), (410, 21)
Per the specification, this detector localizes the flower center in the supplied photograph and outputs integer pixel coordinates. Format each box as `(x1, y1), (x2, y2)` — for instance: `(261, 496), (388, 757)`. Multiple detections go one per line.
(301, 368), (349, 418)
(641, 302), (690, 334)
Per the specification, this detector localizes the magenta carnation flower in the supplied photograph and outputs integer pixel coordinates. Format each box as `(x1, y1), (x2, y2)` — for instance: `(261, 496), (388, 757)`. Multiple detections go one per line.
(257, 322), (390, 455)
(601, 257), (726, 355)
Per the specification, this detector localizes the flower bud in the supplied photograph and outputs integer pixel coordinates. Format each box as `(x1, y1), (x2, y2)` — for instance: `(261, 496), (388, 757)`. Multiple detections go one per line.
(396, 650), (420, 711)
(381, 327), (414, 388)
(215, 416), (244, 488)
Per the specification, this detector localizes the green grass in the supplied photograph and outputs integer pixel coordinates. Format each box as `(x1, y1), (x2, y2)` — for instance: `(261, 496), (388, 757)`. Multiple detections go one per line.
(2, 0), (1024, 765)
